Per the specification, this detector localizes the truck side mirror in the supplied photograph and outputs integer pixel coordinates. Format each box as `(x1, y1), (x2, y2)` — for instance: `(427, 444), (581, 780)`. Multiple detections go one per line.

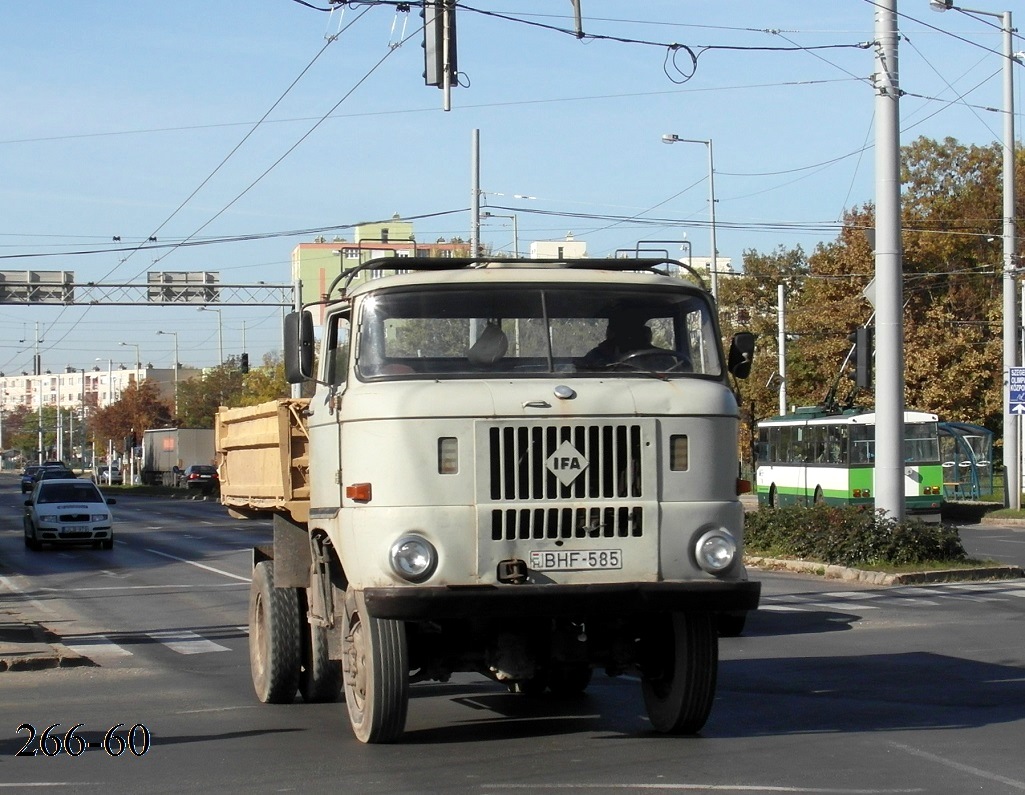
(284, 310), (315, 383)
(727, 332), (755, 379)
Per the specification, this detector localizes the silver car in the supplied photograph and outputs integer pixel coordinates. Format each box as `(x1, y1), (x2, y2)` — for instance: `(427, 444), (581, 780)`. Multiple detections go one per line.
(24, 479), (116, 551)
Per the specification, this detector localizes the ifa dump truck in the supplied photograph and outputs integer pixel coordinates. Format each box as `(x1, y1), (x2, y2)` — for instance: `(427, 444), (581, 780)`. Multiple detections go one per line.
(216, 255), (759, 743)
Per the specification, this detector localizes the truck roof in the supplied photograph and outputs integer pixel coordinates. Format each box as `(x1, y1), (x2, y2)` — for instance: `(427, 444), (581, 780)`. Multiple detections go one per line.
(332, 257), (709, 303)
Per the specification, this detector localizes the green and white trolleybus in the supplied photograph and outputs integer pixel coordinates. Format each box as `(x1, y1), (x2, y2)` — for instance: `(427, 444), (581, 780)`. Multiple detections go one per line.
(755, 407), (944, 521)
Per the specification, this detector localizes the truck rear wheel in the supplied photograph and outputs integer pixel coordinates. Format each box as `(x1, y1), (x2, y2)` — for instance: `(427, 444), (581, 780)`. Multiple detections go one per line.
(641, 611), (718, 734)
(342, 590), (408, 744)
(249, 560), (301, 704)
(298, 589), (342, 703)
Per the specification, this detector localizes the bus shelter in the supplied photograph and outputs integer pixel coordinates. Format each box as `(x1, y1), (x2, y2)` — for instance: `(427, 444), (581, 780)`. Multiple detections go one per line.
(938, 421), (993, 500)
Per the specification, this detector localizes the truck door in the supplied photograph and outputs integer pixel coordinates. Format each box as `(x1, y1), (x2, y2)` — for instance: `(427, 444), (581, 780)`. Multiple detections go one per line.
(308, 310), (350, 508)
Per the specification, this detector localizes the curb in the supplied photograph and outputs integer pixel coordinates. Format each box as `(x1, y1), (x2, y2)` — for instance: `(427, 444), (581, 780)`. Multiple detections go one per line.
(746, 556), (1024, 585)
(0, 615), (92, 673)
(980, 515), (1025, 527)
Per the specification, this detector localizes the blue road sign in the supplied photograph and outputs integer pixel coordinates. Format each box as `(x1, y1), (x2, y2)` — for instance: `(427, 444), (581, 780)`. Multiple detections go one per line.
(1011, 367), (1025, 414)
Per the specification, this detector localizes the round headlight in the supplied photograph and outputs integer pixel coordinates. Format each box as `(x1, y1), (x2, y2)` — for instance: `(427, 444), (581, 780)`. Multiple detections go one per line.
(695, 528), (737, 574)
(389, 535), (438, 583)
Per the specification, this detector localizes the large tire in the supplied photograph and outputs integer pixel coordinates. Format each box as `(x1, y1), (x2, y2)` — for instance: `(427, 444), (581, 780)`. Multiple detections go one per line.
(24, 526), (40, 551)
(342, 590), (409, 744)
(641, 611), (718, 734)
(249, 560), (301, 704)
(298, 589), (342, 703)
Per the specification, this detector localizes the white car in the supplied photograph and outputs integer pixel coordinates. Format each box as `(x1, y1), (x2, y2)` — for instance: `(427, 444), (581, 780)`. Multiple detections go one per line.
(24, 478), (116, 551)
(96, 466), (123, 485)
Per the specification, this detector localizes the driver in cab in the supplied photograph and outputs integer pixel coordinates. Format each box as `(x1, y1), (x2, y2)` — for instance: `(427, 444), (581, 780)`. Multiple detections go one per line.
(580, 314), (657, 369)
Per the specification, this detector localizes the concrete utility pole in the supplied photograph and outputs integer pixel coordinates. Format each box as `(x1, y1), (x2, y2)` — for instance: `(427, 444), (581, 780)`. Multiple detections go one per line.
(660, 134), (719, 300)
(930, 1), (1018, 507)
(873, 0), (906, 520)
(471, 128), (481, 258)
(778, 284), (788, 416)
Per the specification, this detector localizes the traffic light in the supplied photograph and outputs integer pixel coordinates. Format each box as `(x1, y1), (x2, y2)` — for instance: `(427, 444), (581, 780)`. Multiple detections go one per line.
(240, 353), (249, 374)
(847, 327), (873, 389)
(423, 0), (457, 88)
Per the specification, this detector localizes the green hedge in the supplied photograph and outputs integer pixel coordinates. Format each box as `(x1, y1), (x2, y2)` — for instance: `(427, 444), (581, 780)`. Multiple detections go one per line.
(744, 504), (967, 567)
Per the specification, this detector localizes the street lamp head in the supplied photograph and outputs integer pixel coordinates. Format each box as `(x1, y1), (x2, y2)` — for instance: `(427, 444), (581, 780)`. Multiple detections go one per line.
(661, 133), (681, 144)
(929, 0), (954, 10)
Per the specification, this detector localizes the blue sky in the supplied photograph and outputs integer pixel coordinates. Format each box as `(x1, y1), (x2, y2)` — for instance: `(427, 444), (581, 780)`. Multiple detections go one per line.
(1, 1), (1022, 373)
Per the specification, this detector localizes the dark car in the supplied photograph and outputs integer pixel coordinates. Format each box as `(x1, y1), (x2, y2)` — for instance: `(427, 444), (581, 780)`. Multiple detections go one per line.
(34, 467), (77, 485)
(24, 478), (116, 551)
(20, 466), (42, 493)
(182, 465), (219, 495)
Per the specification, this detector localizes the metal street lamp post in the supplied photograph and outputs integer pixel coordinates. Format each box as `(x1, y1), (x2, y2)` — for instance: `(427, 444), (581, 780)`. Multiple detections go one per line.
(661, 134), (719, 300)
(198, 307), (223, 364)
(119, 341), (141, 385)
(156, 330), (179, 416)
(95, 357), (114, 476)
(930, 0), (1018, 507)
(94, 358), (113, 408)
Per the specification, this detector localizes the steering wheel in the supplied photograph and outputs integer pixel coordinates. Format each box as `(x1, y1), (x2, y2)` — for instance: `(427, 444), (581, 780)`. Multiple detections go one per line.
(612, 348), (691, 372)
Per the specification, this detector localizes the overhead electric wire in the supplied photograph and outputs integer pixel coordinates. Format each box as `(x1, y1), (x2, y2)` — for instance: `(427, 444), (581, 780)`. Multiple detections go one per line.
(37, 5), (377, 356)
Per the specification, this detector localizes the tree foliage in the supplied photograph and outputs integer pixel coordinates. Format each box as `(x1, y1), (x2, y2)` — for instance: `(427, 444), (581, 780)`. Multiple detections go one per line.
(177, 360), (247, 428)
(176, 355), (291, 427)
(727, 135), (1024, 459)
(239, 352), (291, 405)
(90, 380), (172, 445)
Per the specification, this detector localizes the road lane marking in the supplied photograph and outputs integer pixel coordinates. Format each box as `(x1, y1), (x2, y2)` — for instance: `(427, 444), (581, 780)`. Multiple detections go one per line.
(145, 548), (250, 582)
(65, 635), (132, 657)
(147, 630), (231, 654)
(889, 741), (1025, 791)
(482, 784), (924, 792)
(36, 583), (245, 592)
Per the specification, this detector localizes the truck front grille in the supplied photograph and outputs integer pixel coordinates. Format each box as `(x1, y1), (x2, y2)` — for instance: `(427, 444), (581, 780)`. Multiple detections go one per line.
(491, 506), (643, 540)
(488, 424), (644, 501)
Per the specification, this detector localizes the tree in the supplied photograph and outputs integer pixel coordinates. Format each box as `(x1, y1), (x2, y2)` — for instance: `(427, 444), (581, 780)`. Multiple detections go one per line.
(90, 380), (172, 448)
(718, 244), (810, 428)
(177, 360), (246, 428)
(240, 353), (291, 405)
(732, 135), (1025, 449)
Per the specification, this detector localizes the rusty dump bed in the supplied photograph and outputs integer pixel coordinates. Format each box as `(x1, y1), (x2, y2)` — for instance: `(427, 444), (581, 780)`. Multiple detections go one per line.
(215, 398), (311, 523)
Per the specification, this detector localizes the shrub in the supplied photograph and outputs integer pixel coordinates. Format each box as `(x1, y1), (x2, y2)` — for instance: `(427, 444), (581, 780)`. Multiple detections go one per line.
(744, 504), (967, 567)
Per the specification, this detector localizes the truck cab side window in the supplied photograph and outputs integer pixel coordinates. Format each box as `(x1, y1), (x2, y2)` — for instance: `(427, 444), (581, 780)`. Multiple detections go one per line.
(325, 314), (351, 387)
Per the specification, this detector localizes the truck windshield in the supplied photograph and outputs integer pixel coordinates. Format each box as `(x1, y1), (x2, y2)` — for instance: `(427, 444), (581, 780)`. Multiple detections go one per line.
(355, 285), (722, 379)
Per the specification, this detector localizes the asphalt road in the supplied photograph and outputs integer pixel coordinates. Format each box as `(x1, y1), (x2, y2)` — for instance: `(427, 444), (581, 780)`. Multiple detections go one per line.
(1, 486), (1023, 793)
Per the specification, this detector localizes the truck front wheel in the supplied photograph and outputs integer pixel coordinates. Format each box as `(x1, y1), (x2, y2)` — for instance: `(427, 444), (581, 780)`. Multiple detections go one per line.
(342, 590), (409, 743)
(249, 560), (301, 704)
(640, 611), (718, 734)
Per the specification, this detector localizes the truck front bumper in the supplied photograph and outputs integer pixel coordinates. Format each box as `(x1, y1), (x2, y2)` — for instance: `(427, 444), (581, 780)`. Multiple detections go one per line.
(363, 579), (761, 621)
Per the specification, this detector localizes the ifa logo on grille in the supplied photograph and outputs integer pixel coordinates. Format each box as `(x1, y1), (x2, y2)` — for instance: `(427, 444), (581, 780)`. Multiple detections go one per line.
(546, 439), (589, 486)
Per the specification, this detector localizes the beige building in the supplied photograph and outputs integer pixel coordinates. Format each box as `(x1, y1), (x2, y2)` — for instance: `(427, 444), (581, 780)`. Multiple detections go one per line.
(292, 217), (472, 323)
